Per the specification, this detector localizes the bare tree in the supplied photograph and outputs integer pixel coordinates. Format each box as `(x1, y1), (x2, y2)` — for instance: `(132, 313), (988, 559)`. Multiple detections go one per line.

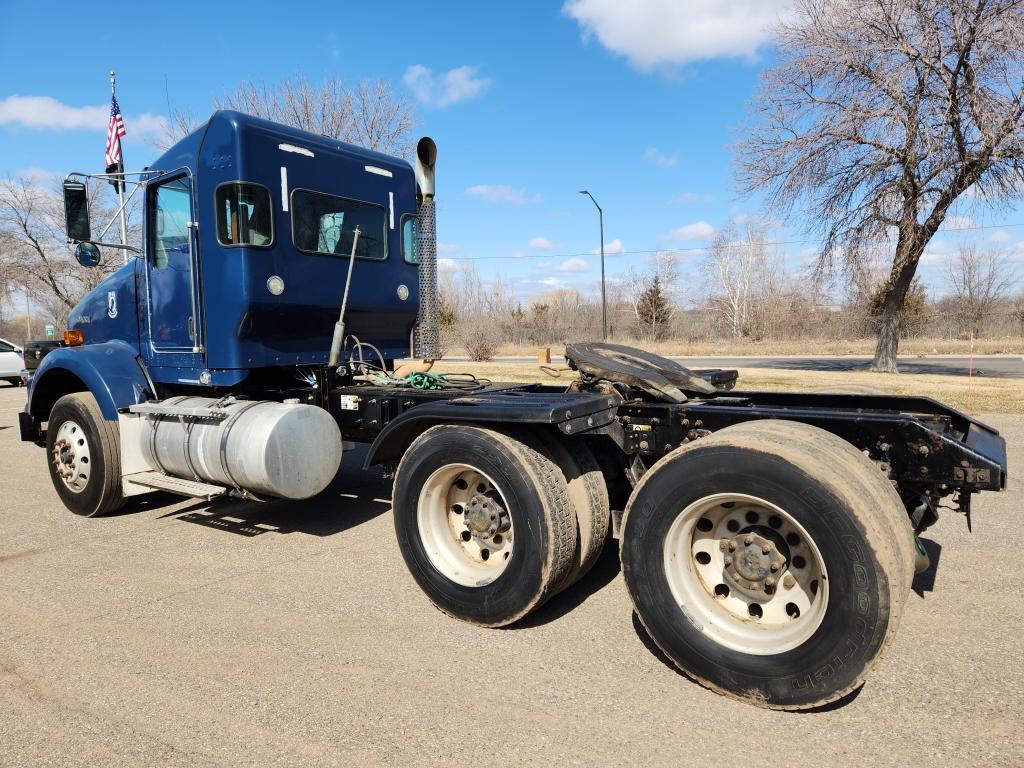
(161, 75), (417, 157)
(0, 177), (131, 326)
(702, 220), (771, 339)
(1012, 290), (1024, 333)
(738, 0), (1024, 371)
(944, 247), (1013, 336)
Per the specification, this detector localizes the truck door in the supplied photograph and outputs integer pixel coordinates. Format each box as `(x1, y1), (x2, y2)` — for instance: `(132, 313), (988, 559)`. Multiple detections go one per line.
(145, 172), (203, 357)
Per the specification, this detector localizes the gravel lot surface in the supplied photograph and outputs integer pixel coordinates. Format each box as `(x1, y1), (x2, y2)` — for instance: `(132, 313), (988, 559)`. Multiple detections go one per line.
(0, 384), (1020, 767)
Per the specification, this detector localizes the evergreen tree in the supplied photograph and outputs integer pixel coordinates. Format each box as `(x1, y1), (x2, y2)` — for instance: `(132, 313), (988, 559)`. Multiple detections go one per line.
(636, 275), (672, 341)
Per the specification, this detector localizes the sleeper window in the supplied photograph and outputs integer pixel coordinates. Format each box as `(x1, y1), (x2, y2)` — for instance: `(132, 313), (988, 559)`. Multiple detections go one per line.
(291, 190), (386, 260)
(402, 215), (419, 264)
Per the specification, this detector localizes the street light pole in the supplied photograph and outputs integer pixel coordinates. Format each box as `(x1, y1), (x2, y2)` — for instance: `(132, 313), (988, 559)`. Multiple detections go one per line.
(579, 190), (607, 340)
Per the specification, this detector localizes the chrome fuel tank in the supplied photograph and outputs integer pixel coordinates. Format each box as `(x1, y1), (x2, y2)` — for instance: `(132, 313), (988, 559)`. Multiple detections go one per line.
(139, 396), (342, 499)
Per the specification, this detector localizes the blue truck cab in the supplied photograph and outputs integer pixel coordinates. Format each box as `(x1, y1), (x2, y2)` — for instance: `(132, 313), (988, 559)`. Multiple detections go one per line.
(22, 110), (420, 430)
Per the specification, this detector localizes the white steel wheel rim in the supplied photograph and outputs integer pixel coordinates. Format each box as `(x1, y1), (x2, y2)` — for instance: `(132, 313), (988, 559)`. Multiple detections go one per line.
(417, 463), (514, 587)
(662, 492), (829, 655)
(51, 419), (92, 493)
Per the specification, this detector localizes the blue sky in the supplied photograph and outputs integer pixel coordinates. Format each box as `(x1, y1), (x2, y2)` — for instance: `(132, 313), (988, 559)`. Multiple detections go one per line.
(2, 0), (1022, 303)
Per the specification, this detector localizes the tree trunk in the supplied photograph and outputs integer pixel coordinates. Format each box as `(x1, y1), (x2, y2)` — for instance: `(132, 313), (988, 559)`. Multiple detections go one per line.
(871, 233), (923, 373)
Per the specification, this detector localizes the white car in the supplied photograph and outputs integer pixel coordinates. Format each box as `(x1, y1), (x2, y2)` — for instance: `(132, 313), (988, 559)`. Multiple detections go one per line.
(0, 337), (25, 386)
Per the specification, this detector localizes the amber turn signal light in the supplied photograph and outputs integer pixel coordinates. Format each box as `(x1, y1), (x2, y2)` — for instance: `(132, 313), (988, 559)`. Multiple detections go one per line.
(63, 329), (84, 346)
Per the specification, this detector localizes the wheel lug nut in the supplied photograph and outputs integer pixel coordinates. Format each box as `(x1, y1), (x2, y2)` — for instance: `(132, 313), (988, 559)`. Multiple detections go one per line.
(727, 542), (736, 552)
(770, 563), (780, 572)
(783, 574), (796, 589)
(724, 556), (733, 566)
(762, 545), (770, 554)
(765, 577), (776, 588)
(744, 536), (753, 546)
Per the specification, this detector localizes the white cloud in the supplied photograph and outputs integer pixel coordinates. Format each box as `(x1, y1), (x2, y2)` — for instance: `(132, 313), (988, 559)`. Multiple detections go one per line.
(403, 65), (491, 108)
(943, 215), (975, 230)
(670, 221), (715, 240)
(592, 238), (625, 256)
(14, 167), (58, 188)
(438, 258), (459, 272)
(562, 0), (793, 70)
(0, 95), (168, 143)
(554, 257), (589, 273)
(644, 146), (678, 167)
(465, 184), (541, 204)
(437, 242), (460, 254)
(676, 191), (713, 203)
(920, 239), (954, 265)
(988, 230), (1013, 244)
(529, 236), (554, 250)
(539, 276), (563, 288)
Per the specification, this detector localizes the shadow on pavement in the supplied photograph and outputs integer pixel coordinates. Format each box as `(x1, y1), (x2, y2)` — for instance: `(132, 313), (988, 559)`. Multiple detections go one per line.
(511, 539), (622, 629)
(912, 537), (941, 598)
(125, 444), (394, 538)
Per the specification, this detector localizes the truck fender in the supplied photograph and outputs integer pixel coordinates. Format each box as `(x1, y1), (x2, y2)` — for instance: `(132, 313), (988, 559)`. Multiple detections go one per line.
(363, 393), (619, 469)
(27, 341), (154, 423)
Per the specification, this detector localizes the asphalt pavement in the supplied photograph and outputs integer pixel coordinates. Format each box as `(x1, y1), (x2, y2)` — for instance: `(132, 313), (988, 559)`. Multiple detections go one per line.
(1, 385), (1021, 767)
(446, 354), (1024, 378)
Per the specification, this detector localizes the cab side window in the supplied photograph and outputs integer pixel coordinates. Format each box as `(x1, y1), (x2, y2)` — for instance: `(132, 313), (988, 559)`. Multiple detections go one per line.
(216, 183), (273, 247)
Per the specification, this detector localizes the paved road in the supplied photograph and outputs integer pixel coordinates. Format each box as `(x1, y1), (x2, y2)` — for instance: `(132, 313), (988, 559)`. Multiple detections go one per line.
(1, 386), (1021, 767)
(446, 354), (1024, 378)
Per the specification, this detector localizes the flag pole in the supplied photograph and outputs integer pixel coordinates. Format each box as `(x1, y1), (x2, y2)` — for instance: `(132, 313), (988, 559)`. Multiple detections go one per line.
(111, 70), (129, 264)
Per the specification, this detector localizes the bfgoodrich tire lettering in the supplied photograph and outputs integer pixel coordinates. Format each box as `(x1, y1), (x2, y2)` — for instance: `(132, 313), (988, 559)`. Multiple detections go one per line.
(621, 423), (898, 710)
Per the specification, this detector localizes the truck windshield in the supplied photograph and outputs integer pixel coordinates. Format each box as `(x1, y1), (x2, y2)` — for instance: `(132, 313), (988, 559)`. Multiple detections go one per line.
(291, 189), (386, 260)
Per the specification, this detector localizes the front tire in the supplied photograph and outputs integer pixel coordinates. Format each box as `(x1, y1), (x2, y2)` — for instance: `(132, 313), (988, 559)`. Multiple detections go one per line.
(621, 421), (904, 710)
(393, 425), (576, 627)
(46, 392), (125, 517)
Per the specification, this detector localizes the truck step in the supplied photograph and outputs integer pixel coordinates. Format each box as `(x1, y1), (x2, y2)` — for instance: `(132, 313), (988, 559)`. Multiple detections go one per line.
(124, 472), (228, 500)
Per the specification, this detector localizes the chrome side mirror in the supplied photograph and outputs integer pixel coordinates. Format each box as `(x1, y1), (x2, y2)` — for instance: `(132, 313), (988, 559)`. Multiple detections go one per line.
(75, 241), (102, 267)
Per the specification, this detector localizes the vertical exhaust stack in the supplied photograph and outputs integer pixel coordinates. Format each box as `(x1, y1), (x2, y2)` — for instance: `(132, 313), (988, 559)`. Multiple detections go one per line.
(414, 137), (440, 361)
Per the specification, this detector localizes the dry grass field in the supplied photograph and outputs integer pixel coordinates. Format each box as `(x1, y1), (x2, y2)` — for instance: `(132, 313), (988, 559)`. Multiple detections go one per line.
(470, 336), (1024, 358)
(430, 360), (1024, 414)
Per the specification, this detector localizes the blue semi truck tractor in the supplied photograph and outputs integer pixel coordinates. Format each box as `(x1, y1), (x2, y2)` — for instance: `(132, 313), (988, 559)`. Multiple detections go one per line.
(20, 111), (1007, 710)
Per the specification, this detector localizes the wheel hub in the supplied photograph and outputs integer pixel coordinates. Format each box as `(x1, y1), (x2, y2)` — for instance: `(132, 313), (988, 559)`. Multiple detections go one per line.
(417, 464), (516, 587)
(464, 494), (508, 539)
(721, 531), (787, 594)
(50, 419), (91, 493)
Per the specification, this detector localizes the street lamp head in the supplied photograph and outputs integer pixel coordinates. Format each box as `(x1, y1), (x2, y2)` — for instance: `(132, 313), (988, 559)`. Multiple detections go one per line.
(578, 189), (588, 194)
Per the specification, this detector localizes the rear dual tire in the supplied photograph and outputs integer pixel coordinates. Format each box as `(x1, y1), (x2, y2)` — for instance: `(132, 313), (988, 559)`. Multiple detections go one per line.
(393, 425), (577, 627)
(621, 420), (911, 710)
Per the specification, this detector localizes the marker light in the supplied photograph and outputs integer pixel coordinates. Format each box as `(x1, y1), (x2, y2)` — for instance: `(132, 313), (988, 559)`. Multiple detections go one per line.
(64, 329), (84, 346)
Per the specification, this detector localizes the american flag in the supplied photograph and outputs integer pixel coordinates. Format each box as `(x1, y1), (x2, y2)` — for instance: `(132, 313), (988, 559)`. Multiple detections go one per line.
(104, 95), (126, 170)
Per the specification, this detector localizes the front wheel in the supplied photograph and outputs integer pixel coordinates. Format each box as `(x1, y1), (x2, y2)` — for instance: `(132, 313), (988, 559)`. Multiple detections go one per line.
(621, 420), (905, 710)
(45, 392), (125, 517)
